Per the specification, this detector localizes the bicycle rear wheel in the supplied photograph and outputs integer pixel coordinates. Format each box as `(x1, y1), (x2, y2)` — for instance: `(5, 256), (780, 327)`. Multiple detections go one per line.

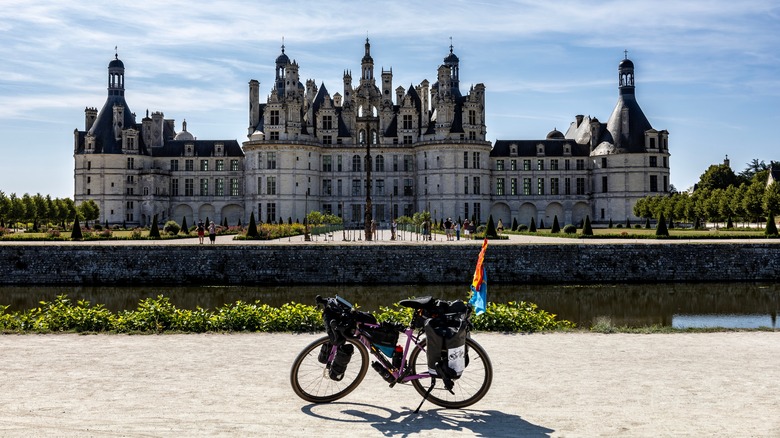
(408, 337), (493, 409)
(290, 336), (368, 403)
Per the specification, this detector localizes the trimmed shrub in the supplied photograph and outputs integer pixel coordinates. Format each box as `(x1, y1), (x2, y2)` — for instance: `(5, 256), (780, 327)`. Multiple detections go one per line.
(656, 213), (669, 237)
(485, 214), (498, 238)
(181, 216), (189, 234)
(149, 214), (161, 239)
(551, 215), (560, 233)
(766, 213), (778, 236)
(163, 220), (180, 235)
(517, 224), (528, 232)
(582, 215), (593, 236)
(512, 217), (518, 231)
(608, 218), (613, 228)
(247, 211), (259, 238)
(71, 216), (83, 240)
(529, 217), (537, 232)
(563, 224), (577, 234)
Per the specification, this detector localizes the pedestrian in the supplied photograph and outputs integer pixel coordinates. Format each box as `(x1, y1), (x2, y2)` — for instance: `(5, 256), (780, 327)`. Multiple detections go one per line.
(208, 221), (216, 244)
(463, 219), (470, 240)
(455, 221), (461, 240)
(196, 219), (205, 244)
(370, 220), (377, 241)
(444, 217), (453, 241)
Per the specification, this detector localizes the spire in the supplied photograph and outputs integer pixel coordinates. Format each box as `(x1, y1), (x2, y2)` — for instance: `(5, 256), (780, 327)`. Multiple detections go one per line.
(107, 47), (125, 97)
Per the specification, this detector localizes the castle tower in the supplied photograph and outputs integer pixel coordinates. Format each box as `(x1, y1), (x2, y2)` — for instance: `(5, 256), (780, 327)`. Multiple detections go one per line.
(108, 50), (125, 97)
(443, 42), (461, 97)
(275, 43), (290, 96)
(249, 79), (260, 136)
(360, 38), (375, 87)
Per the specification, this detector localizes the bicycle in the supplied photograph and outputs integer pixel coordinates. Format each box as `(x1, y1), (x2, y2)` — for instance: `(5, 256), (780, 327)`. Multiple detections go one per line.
(290, 295), (493, 411)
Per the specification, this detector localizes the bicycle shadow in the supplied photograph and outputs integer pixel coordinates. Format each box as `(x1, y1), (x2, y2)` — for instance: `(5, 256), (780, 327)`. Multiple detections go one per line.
(301, 402), (554, 437)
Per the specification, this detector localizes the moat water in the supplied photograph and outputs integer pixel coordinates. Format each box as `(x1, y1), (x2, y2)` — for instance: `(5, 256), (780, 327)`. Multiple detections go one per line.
(2, 283), (778, 329)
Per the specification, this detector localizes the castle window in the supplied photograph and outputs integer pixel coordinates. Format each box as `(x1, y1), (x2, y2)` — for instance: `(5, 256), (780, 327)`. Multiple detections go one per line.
(231, 178), (239, 196)
(496, 178), (505, 196)
(463, 152), (468, 169)
(511, 160), (517, 171)
(216, 160), (224, 171)
(602, 176), (608, 193)
(230, 159), (239, 171)
(650, 156), (658, 167)
(267, 176), (276, 195)
(565, 177), (571, 195)
(537, 178), (544, 195)
(352, 155), (362, 172)
(602, 157), (607, 168)
(375, 155), (385, 172)
(270, 132), (279, 140)
(323, 155), (332, 172)
(185, 160), (194, 171)
(171, 179), (179, 196)
(185, 179), (193, 196)
(537, 159), (544, 171)
(468, 110), (476, 125)
(267, 153), (276, 170)
(472, 152), (480, 169)
(523, 160), (531, 171)
(352, 179), (361, 196)
(270, 110), (280, 125)
(200, 178), (208, 196)
(550, 178), (559, 195)
(576, 178), (585, 195)
(322, 115), (333, 130)
(511, 178), (517, 195)
(200, 160), (209, 171)
(576, 159), (585, 170)
(650, 175), (658, 192)
(170, 159), (179, 171)
(127, 157), (134, 169)
(323, 135), (332, 144)
(402, 115), (413, 130)
(216, 179), (225, 196)
(550, 159), (559, 170)
(496, 160), (504, 171)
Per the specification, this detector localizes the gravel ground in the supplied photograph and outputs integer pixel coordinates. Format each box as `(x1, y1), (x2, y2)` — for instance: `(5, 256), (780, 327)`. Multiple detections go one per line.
(1, 331), (778, 437)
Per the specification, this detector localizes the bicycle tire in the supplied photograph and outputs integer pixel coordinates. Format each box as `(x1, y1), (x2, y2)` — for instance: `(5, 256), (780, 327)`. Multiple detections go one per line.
(408, 337), (493, 409)
(290, 336), (369, 403)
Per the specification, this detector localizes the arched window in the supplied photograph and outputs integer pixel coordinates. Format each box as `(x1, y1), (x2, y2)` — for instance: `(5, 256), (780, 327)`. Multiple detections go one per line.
(352, 155), (362, 172)
(371, 130), (378, 144)
(375, 155), (385, 172)
(359, 130), (366, 144)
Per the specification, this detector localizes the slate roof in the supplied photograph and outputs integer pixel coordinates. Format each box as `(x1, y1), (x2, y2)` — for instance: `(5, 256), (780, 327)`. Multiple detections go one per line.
(491, 139), (590, 157)
(152, 140), (243, 158)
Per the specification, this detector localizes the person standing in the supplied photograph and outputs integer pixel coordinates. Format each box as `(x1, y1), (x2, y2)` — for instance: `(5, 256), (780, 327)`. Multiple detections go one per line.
(208, 221), (217, 244)
(455, 221), (461, 240)
(463, 219), (470, 240)
(196, 219), (205, 244)
(444, 217), (453, 241)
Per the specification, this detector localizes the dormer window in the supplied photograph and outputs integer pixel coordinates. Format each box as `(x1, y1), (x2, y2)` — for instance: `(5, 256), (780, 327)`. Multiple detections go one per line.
(564, 144), (571, 156)
(510, 144), (518, 156)
(536, 144), (545, 156)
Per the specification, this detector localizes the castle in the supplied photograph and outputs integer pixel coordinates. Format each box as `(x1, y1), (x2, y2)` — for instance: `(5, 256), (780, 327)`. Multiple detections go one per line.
(74, 41), (669, 229)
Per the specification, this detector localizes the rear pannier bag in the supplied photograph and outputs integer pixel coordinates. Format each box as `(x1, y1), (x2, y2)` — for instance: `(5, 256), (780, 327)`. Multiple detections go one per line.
(424, 300), (470, 379)
(364, 322), (400, 357)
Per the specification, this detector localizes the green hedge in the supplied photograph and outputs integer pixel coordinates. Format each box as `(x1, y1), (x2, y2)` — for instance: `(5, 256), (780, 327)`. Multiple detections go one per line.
(0, 295), (573, 334)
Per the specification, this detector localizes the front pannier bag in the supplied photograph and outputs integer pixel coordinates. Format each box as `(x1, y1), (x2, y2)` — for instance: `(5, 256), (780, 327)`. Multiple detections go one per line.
(424, 300), (470, 380)
(365, 321), (400, 357)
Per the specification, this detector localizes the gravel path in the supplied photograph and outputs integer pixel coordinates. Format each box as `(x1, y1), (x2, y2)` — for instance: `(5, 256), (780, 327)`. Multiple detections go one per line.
(1, 332), (778, 437)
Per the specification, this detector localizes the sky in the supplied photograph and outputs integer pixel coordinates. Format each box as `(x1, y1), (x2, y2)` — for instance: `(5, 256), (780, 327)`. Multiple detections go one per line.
(1, 0), (778, 199)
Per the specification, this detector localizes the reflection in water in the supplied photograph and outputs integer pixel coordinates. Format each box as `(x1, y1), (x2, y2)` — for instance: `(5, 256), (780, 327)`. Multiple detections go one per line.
(1, 283), (778, 329)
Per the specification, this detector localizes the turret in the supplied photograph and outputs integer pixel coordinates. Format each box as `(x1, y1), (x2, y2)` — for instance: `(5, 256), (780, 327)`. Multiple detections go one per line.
(85, 107), (97, 131)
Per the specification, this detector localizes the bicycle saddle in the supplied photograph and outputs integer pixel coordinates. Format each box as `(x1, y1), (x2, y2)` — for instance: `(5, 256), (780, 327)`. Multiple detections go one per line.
(399, 296), (434, 309)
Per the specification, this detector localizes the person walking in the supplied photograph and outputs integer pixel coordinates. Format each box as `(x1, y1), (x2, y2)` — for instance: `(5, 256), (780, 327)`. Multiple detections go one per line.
(444, 217), (453, 241)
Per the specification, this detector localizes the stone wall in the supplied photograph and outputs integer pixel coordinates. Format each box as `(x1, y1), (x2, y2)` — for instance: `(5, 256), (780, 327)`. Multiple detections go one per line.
(1, 243), (778, 285)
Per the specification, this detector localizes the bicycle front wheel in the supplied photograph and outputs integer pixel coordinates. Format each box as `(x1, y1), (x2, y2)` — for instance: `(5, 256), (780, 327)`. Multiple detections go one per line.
(290, 336), (368, 403)
(408, 337), (493, 409)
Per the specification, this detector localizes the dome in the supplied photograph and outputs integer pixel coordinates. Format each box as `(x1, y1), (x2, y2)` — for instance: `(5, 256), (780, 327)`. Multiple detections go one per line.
(276, 45), (290, 65)
(619, 58), (634, 69)
(546, 128), (565, 140)
(444, 51), (459, 64)
(108, 56), (124, 69)
(174, 130), (194, 141)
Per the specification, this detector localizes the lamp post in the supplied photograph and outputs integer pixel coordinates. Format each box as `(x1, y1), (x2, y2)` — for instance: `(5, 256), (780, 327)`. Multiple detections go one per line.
(363, 139), (372, 241)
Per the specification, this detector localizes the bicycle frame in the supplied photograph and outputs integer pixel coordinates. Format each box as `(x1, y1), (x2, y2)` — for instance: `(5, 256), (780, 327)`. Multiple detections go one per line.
(324, 321), (431, 385)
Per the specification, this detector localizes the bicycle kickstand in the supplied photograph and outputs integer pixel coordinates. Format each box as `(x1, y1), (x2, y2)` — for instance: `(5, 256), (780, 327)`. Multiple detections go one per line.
(414, 378), (437, 413)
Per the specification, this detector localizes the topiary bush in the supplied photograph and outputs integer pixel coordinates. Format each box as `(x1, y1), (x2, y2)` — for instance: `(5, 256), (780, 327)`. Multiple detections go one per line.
(163, 220), (181, 235)
(563, 224), (577, 234)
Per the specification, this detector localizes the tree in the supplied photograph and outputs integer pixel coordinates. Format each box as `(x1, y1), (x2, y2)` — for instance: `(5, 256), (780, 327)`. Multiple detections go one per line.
(529, 217), (537, 232)
(697, 163), (739, 191)
(511, 217), (518, 231)
(644, 218), (651, 229)
(739, 159), (770, 181)
(551, 215), (560, 233)
(247, 211), (259, 238)
(71, 215), (83, 240)
(656, 213), (669, 237)
(742, 182), (765, 224)
(762, 180), (780, 217)
(608, 218), (613, 228)
(8, 193), (25, 231)
(149, 214), (161, 239)
(181, 216), (189, 234)
(79, 200), (100, 228)
(582, 215), (593, 236)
